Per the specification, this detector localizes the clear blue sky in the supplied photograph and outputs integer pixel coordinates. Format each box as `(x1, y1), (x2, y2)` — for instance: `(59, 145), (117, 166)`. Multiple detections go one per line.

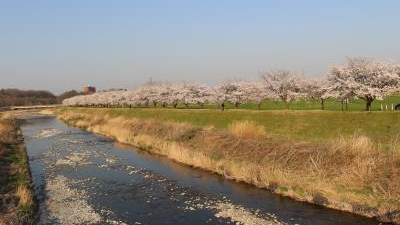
(1, 0), (400, 94)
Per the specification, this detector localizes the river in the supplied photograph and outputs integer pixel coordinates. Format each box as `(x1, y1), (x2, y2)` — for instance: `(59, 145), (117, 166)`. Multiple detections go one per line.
(20, 115), (387, 225)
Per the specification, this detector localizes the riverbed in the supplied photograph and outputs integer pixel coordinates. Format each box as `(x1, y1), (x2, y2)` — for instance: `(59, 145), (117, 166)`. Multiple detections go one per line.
(20, 115), (387, 225)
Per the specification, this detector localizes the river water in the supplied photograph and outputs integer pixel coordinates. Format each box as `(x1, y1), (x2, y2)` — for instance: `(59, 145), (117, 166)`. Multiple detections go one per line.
(20, 115), (387, 225)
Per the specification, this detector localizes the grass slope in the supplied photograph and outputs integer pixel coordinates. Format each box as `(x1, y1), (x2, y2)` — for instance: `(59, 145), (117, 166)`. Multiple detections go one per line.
(84, 108), (400, 145)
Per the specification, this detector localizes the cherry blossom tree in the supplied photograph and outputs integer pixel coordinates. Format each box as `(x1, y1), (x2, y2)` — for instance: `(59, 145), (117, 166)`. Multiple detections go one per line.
(261, 69), (306, 109)
(215, 81), (249, 108)
(329, 58), (400, 111)
(168, 83), (185, 108)
(245, 82), (271, 110)
(132, 84), (162, 108)
(304, 78), (330, 110)
(181, 83), (214, 108)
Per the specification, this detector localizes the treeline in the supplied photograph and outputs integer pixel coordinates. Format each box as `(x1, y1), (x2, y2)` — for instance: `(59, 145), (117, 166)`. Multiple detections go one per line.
(57, 90), (82, 103)
(0, 89), (57, 107)
(0, 89), (83, 107)
(63, 57), (400, 111)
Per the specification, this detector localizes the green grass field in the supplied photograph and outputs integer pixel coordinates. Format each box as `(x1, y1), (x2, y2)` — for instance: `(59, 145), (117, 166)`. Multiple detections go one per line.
(62, 94), (400, 147)
(72, 107), (400, 146)
(166, 94), (400, 111)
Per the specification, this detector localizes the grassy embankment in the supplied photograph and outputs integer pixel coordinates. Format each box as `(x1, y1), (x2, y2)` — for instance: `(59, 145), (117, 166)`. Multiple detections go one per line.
(56, 107), (400, 224)
(0, 113), (36, 225)
(164, 94), (400, 111)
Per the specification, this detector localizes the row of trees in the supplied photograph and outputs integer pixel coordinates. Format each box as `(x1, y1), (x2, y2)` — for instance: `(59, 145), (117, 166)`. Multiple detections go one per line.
(63, 58), (400, 111)
(57, 90), (83, 102)
(0, 89), (88, 107)
(0, 89), (58, 107)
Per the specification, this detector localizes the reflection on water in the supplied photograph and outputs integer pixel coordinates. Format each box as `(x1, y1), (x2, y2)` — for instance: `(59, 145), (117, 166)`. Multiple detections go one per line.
(20, 115), (386, 225)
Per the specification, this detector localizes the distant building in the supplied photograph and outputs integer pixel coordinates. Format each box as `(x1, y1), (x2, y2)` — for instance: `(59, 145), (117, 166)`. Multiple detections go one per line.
(83, 85), (96, 94)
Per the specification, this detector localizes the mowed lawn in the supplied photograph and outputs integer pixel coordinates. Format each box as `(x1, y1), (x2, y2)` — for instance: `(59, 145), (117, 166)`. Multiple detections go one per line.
(71, 107), (400, 146)
(155, 94), (400, 111)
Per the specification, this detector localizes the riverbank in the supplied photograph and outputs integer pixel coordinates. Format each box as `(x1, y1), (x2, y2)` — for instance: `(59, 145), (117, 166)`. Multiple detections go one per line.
(0, 114), (37, 224)
(55, 107), (400, 224)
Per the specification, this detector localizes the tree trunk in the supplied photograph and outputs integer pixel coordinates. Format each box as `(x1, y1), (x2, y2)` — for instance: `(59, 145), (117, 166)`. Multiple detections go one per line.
(257, 101), (262, 110)
(280, 95), (289, 109)
(320, 99), (325, 110)
(284, 101), (289, 109)
(365, 97), (374, 111)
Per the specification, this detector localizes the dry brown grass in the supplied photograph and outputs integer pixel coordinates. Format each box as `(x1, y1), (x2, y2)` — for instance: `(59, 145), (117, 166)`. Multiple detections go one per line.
(16, 185), (33, 207)
(0, 120), (16, 144)
(38, 109), (54, 115)
(227, 120), (266, 139)
(57, 109), (400, 223)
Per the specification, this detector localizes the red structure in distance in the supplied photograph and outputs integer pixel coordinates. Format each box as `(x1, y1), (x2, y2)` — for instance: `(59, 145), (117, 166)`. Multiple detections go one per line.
(83, 85), (96, 94)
